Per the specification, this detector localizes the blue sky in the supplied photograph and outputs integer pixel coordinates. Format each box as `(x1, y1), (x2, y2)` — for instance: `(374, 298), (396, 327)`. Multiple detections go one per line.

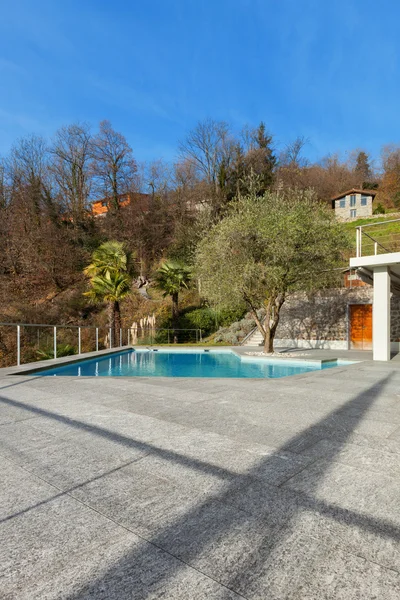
(0, 0), (399, 166)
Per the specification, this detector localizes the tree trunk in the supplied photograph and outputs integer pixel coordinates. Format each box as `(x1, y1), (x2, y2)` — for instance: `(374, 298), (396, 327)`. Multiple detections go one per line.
(172, 292), (179, 343)
(107, 301), (121, 346)
(263, 294), (285, 353)
(172, 293), (179, 321)
(244, 295), (266, 340)
(114, 301), (121, 345)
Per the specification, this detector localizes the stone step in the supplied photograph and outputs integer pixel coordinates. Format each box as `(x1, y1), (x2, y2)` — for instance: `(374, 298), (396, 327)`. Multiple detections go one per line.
(242, 328), (264, 346)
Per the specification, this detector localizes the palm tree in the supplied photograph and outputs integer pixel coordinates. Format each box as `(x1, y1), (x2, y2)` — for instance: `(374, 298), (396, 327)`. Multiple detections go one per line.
(84, 241), (129, 278)
(84, 271), (131, 341)
(154, 261), (191, 321)
(84, 242), (132, 345)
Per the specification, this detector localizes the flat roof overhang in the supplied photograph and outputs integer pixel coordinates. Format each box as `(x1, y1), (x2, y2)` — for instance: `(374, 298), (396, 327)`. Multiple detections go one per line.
(350, 252), (400, 271)
(350, 252), (400, 295)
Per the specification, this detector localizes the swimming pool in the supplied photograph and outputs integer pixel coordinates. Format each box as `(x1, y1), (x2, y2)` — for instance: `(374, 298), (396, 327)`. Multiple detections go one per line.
(35, 349), (353, 379)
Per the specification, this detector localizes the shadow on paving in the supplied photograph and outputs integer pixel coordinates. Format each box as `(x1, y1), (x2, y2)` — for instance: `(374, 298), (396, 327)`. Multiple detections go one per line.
(0, 373), (398, 598)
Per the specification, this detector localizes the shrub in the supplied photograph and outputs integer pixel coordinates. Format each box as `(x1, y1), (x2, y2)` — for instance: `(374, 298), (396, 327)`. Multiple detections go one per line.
(223, 332), (239, 345)
(36, 344), (76, 360)
(373, 203), (386, 215)
(183, 308), (216, 334)
(216, 306), (247, 327)
(211, 308), (266, 345)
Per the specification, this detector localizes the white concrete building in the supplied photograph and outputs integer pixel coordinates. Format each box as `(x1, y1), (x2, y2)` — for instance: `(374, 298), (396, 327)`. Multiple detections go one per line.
(332, 188), (376, 220)
(350, 219), (400, 361)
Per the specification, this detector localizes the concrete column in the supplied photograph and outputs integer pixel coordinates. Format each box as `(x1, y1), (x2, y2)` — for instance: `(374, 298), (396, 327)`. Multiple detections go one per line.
(373, 266), (391, 361)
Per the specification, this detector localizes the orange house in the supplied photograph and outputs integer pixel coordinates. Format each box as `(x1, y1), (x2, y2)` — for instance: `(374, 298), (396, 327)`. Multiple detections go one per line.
(92, 193), (134, 217)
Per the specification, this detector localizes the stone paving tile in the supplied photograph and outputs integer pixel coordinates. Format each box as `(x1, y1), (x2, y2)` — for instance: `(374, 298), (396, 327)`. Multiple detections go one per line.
(0, 456), (56, 521)
(388, 424), (400, 441)
(0, 421), (149, 489)
(0, 402), (36, 426)
(0, 490), (240, 600)
(150, 501), (400, 600)
(132, 427), (318, 486)
(300, 438), (400, 477)
(0, 493), (133, 599)
(222, 476), (400, 574)
(309, 429), (400, 456)
(282, 459), (400, 526)
(70, 459), (224, 538)
(0, 420), (66, 464)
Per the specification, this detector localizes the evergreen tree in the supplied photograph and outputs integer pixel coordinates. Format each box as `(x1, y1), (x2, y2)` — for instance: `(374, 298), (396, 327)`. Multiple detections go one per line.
(354, 151), (372, 184)
(244, 122), (276, 195)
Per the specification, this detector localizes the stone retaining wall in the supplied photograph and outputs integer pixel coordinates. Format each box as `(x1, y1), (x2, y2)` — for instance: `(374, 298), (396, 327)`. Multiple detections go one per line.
(275, 287), (400, 347)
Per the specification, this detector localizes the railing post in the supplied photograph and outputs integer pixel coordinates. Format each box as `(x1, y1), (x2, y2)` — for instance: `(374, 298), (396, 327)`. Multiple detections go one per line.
(109, 328), (112, 349)
(127, 328), (130, 346)
(78, 327), (81, 354)
(374, 241), (378, 255)
(17, 325), (21, 366)
(120, 328), (122, 347)
(96, 327), (99, 352)
(356, 229), (360, 257)
(53, 326), (57, 360)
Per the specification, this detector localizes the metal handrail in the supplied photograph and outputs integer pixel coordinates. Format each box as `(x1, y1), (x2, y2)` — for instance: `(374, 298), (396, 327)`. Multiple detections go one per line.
(0, 322), (102, 328)
(0, 323), (204, 367)
(360, 230), (390, 255)
(356, 217), (400, 228)
(356, 218), (400, 257)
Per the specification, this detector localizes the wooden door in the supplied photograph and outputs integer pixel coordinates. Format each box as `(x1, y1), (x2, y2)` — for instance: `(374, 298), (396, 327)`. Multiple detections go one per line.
(350, 304), (372, 350)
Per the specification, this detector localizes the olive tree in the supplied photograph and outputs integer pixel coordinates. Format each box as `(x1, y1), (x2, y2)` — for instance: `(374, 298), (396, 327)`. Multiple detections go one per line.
(195, 189), (350, 352)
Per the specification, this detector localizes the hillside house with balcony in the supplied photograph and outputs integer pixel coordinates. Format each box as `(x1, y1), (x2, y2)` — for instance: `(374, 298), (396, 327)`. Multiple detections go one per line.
(331, 188), (376, 221)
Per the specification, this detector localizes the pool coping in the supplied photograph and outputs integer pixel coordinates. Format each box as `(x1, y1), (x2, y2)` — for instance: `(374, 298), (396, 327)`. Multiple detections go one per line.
(2, 347), (133, 376)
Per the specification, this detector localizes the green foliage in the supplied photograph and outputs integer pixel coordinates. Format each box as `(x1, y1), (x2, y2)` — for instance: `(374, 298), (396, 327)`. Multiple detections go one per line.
(84, 271), (131, 304)
(373, 203), (386, 215)
(214, 309), (265, 344)
(155, 306), (216, 336)
(196, 189), (348, 309)
(251, 122), (276, 194)
(154, 261), (191, 297)
(195, 188), (350, 351)
(215, 306), (247, 327)
(392, 192), (400, 209)
(167, 207), (215, 266)
(84, 241), (130, 278)
(36, 343), (76, 360)
(354, 151), (371, 182)
(362, 181), (378, 190)
(154, 260), (191, 319)
(182, 307), (215, 333)
(84, 242), (132, 331)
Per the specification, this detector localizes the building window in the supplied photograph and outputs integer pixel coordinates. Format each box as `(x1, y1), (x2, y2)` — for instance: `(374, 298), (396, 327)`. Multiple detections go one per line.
(101, 201), (108, 207)
(350, 195), (356, 207)
(350, 209), (357, 218)
(339, 199), (346, 208)
(361, 195), (368, 206)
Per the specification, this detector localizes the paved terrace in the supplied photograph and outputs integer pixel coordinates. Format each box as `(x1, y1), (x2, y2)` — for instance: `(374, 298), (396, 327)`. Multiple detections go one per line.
(1, 348), (400, 598)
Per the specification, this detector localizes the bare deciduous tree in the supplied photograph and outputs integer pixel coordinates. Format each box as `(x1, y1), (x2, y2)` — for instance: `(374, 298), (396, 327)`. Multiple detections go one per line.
(50, 123), (92, 222)
(179, 118), (234, 190)
(91, 120), (137, 212)
(280, 136), (309, 168)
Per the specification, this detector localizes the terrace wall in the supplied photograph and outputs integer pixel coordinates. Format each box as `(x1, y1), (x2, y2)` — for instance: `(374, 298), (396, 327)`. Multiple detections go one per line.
(274, 287), (400, 349)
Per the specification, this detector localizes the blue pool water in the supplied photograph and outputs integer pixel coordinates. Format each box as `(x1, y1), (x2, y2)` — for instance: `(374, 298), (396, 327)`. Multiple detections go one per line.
(37, 349), (351, 379)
